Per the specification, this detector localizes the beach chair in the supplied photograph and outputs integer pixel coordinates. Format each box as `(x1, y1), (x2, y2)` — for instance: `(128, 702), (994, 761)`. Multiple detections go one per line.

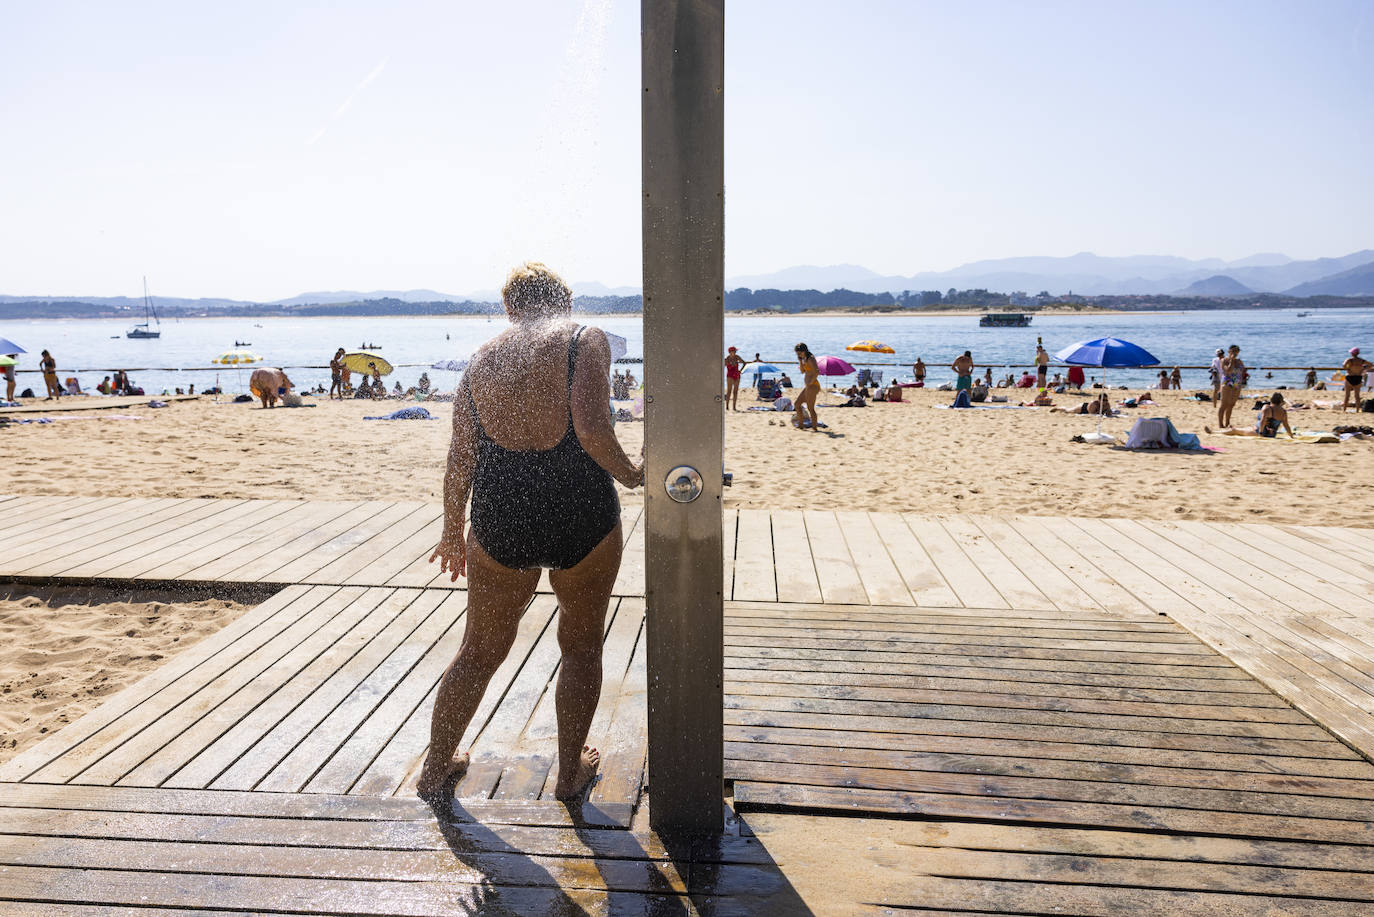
(757, 378), (779, 400)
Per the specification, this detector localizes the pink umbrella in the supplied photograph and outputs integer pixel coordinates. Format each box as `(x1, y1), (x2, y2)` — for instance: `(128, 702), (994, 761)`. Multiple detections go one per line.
(814, 355), (856, 376)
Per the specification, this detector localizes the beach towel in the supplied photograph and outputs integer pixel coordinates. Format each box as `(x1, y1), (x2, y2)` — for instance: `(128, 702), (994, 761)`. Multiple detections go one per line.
(364, 406), (437, 420)
(1123, 417), (1202, 450)
(951, 390), (971, 408)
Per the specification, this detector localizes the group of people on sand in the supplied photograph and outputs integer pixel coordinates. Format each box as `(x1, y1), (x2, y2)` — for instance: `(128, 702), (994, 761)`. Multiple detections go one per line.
(328, 347), (386, 400)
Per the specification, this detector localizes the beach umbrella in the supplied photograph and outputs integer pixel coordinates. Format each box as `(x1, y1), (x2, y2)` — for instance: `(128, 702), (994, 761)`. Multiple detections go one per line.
(0, 337), (26, 355)
(751, 363), (781, 373)
(605, 332), (629, 363)
(342, 350), (393, 376)
(814, 355), (856, 376)
(0, 356), (16, 368)
(211, 349), (263, 365)
(1054, 337), (1160, 371)
(846, 340), (895, 354)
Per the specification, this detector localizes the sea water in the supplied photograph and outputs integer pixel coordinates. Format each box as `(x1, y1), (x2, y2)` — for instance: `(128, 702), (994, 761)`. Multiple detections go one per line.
(1, 309), (1369, 396)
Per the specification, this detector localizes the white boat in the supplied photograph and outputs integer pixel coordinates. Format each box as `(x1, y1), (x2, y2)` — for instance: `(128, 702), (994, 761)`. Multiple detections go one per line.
(126, 277), (162, 339)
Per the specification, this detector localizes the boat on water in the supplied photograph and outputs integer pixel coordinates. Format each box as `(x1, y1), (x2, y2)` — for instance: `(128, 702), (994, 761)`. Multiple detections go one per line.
(126, 277), (162, 339)
(979, 312), (1033, 327)
(1296, 311), (1313, 318)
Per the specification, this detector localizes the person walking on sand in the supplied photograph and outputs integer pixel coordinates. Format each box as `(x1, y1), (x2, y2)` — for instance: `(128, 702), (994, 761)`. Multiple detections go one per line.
(1209, 348), (1224, 402)
(3, 354), (16, 402)
(1035, 339), (1049, 388)
(913, 357), (926, 387)
(952, 351), (974, 392)
(39, 350), (61, 400)
(723, 346), (751, 411)
(793, 342), (821, 430)
(329, 348), (345, 400)
(422, 262), (643, 802)
(1341, 347), (1371, 412)
(1217, 344), (1245, 428)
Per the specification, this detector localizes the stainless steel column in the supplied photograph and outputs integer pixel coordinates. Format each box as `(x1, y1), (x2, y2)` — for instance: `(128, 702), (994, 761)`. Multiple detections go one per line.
(641, 0), (725, 835)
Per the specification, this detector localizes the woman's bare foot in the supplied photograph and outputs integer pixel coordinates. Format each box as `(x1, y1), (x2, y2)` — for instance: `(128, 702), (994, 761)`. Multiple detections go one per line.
(416, 749), (469, 798)
(554, 745), (600, 800)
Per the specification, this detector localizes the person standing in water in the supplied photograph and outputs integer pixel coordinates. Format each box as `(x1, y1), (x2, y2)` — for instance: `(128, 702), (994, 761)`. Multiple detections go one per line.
(1217, 344), (1245, 429)
(423, 262), (643, 801)
(1342, 347), (1371, 412)
(793, 342), (821, 430)
(723, 346), (751, 411)
(913, 357), (926, 387)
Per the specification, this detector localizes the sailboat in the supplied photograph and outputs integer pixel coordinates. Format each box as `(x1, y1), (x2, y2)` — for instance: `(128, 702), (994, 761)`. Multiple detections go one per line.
(126, 277), (162, 339)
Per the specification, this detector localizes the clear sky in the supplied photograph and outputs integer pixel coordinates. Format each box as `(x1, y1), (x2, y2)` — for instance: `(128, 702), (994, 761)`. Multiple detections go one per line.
(2, 0), (1370, 300)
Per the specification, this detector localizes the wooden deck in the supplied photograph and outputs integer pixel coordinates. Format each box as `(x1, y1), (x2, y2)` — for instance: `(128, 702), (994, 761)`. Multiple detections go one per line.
(2, 494), (1373, 912)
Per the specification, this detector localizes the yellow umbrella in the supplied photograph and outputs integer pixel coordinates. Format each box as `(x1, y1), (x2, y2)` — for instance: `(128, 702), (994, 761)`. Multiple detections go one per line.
(342, 350), (393, 376)
(211, 349), (262, 365)
(846, 340), (896, 354)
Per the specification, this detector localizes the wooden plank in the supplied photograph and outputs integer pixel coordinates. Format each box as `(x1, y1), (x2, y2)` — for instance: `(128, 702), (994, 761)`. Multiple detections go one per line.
(146, 588), (422, 790)
(608, 503), (644, 597)
(28, 499), (237, 579)
(967, 516), (1103, 613)
(768, 509), (822, 604)
(1281, 523), (1374, 567)
(78, 500), (277, 580)
(802, 509), (869, 605)
(721, 507), (737, 600)
(1068, 516), (1247, 615)
(728, 509), (776, 602)
(0, 585), (327, 782)
(902, 514), (1007, 609)
(866, 512), (961, 607)
(1108, 517), (1312, 613)
(113, 500), (299, 581)
(724, 723), (1374, 779)
(590, 598), (647, 808)
(723, 707), (1356, 760)
(0, 496), (125, 545)
(726, 600), (1165, 628)
(722, 739), (1374, 800)
(75, 587), (401, 787)
(939, 515), (1055, 610)
(305, 591), (469, 795)
(1005, 516), (1153, 615)
(380, 595), (557, 797)
(4, 498), (197, 576)
(322, 504), (445, 587)
(170, 500), (359, 581)
(383, 515), (455, 589)
(197, 500), (386, 583)
(23, 586), (365, 785)
(1027, 515), (1195, 615)
(724, 614), (1199, 645)
(731, 769), (1374, 842)
(252, 590), (458, 793)
(833, 512), (915, 606)
(255, 500), (427, 584)
(1220, 521), (1374, 601)
(1176, 519), (1374, 616)
(355, 512), (447, 588)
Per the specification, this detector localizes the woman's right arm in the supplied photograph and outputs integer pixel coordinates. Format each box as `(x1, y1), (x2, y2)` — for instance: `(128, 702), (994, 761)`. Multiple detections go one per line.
(431, 377), (478, 579)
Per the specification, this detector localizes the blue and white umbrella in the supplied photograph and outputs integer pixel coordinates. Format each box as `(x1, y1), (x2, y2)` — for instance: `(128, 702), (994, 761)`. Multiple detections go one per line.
(1055, 337), (1160, 369)
(0, 337), (27, 355)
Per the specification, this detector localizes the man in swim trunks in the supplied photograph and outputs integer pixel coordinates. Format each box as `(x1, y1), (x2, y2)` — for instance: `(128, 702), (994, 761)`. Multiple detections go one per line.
(1035, 340), (1048, 388)
(1342, 347), (1371, 412)
(913, 357), (926, 387)
(952, 351), (974, 391)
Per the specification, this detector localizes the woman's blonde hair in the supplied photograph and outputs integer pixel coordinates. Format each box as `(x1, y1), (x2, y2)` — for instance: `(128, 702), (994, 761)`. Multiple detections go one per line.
(502, 262), (572, 318)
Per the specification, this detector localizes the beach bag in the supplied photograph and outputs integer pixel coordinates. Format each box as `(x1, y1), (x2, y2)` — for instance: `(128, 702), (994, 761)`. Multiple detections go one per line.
(773, 397), (793, 411)
(1362, 398), (1374, 413)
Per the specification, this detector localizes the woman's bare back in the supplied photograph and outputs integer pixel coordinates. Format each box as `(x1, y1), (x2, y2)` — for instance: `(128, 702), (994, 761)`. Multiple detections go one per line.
(466, 320), (581, 451)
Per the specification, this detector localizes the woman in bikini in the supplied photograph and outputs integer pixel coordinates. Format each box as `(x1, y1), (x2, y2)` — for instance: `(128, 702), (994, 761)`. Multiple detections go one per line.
(723, 346), (750, 411)
(422, 262), (644, 801)
(794, 342), (821, 430)
(1342, 347), (1371, 413)
(1217, 344), (1245, 429)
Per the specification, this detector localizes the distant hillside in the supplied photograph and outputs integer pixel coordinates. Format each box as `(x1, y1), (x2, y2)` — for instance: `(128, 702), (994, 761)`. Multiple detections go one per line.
(1285, 261), (1374, 297)
(1175, 275), (1254, 296)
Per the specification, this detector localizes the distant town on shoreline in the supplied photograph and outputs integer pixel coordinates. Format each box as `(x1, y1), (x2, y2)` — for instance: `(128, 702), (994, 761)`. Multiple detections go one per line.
(5, 248), (1372, 320)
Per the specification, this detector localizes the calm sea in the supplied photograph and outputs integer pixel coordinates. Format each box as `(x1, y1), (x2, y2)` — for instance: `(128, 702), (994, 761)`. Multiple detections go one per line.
(3, 309), (1369, 395)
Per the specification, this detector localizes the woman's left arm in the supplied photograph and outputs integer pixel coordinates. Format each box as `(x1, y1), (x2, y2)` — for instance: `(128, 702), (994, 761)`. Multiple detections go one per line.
(572, 329), (643, 488)
(431, 377), (478, 579)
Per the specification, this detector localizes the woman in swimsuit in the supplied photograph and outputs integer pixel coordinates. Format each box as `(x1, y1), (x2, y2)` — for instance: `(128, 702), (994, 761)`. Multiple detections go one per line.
(1342, 347), (1371, 413)
(794, 342), (821, 430)
(422, 263), (644, 801)
(1217, 344), (1245, 429)
(723, 346), (750, 411)
(329, 349), (344, 400)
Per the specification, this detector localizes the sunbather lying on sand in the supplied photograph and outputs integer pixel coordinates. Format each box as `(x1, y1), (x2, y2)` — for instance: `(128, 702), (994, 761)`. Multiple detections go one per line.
(1051, 393), (1113, 416)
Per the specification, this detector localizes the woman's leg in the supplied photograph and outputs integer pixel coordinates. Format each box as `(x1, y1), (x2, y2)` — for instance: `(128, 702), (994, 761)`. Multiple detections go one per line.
(547, 523), (622, 797)
(418, 537), (540, 797)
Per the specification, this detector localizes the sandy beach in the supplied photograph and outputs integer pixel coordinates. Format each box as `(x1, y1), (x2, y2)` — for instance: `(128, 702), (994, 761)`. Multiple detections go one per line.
(1, 387), (1369, 525)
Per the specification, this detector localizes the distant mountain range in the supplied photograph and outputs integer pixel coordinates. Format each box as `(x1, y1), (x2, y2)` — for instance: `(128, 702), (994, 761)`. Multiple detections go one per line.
(723, 250), (1374, 298)
(2, 250), (1371, 310)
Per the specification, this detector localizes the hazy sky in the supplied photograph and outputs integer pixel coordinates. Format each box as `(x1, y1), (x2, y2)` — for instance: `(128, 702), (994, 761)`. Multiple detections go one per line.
(3, 0), (1371, 299)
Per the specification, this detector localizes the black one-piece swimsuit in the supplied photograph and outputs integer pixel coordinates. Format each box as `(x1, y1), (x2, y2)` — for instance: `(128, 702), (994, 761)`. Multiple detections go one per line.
(467, 327), (621, 571)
